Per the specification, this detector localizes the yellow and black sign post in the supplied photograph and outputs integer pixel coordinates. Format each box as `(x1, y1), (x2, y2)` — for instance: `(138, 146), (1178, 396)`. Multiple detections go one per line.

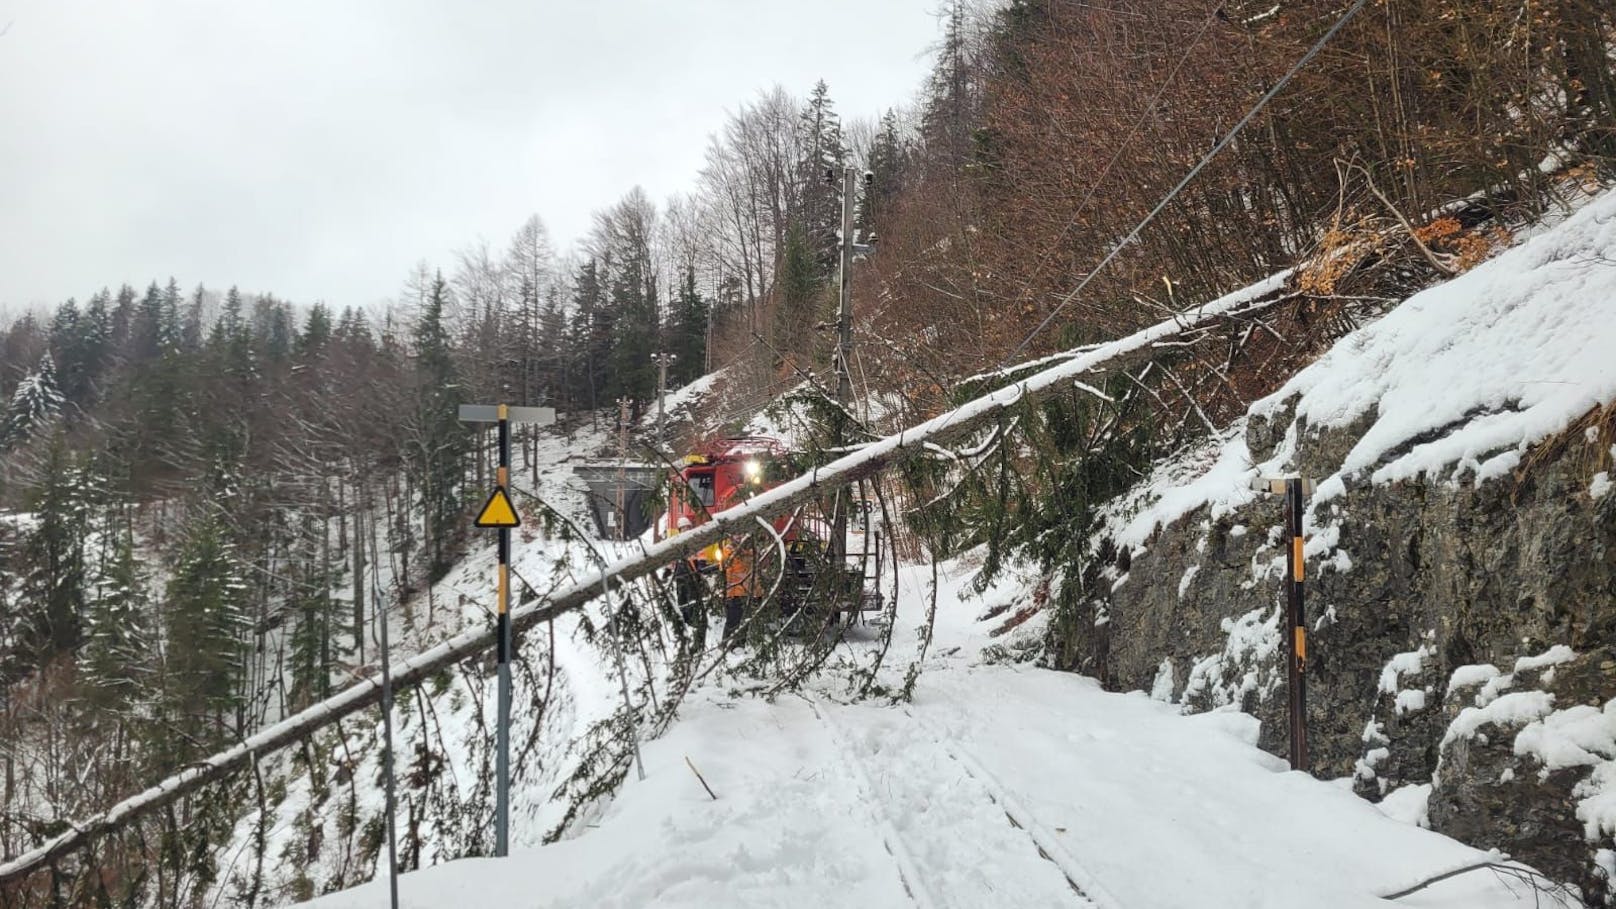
(460, 403), (554, 856)
(1252, 475), (1315, 772)
(1283, 477), (1308, 772)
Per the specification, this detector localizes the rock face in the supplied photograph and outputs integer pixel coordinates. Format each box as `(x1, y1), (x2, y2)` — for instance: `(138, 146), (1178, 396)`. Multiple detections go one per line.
(1051, 406), (1616, 902)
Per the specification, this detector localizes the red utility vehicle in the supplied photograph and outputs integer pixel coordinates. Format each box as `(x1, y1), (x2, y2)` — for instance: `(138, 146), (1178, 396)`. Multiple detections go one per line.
(664, 437), (882, 633)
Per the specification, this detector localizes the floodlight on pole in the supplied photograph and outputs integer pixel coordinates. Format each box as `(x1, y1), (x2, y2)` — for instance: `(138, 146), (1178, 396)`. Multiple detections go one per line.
(652, 352), (677, 453)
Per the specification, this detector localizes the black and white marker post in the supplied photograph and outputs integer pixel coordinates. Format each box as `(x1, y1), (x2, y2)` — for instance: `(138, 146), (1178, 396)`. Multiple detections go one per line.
(1252, 474), (1315, 771)
(459, 403), (556, 856)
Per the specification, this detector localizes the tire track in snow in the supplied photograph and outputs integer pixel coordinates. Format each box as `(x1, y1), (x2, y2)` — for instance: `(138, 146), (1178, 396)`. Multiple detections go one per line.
(906, 710), (1123, 909)
(810, 700), (941, 909)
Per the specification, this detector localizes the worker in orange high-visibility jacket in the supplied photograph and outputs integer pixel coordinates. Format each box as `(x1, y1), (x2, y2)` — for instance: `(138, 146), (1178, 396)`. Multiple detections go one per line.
(720, 536), (763, 641)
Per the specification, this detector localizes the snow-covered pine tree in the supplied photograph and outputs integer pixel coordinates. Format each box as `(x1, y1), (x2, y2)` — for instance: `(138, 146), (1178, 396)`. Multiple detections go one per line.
(78, 289), (114, 399)
(47, 299), (83, 398)
(78, 530), (152, 714)
(109, 283), (136, 353)
(0, 522), (28, 689)
(14, 435), (90, 663)
(0, 353), (66, 451)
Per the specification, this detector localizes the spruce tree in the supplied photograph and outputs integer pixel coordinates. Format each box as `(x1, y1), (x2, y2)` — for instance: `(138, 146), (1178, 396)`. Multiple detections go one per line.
(80, 289), (113, 398)
(408, 273), (466, 579)
(570, 259), (609, 412)
(211, 286), (256, 382)
(299, 303), (333, 361)
(538, 290), (568, 406)
(162, 513), (249, 750)
(47, 300), (88, 405)
(0, 526), (27, 688)
(16, 436), (89, 662)
(78, 531), (152, 714)
(286, 516), (337, 709)
(253, 295), (294, 362)
(606, 258), (656, 405)
(921, 0), (976, 164)
(773, 225), (821, 361)
(670, 266), (709, 385)
(860, 110), (907, 233)
(110, 284), (137, 354)
(0, 354), (66, 451)
(131, 281), (168, 363)
(180, 284), (207, 353)
(796, 80), (848, 273)
(161, 278), (183, 351)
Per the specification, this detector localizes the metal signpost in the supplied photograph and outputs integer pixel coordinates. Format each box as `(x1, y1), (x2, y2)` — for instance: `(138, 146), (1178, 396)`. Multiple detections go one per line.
(459, 403), (556, 856)
(1251, 475), (1315, 771)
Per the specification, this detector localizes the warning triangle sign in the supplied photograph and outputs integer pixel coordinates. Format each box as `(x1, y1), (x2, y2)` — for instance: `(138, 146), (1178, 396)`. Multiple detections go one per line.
(475, 487), (520, 528)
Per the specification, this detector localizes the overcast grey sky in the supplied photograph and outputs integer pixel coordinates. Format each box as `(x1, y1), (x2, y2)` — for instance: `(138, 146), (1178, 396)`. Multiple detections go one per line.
(0, 1), (939, 312)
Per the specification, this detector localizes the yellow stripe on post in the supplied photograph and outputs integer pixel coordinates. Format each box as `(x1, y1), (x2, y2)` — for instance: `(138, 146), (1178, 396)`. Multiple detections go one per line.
(497, 563), (509, 616)
(1292, 537), (1305, 582)
(1295, 627), (1307, 663)
(497, 404), (510, 488)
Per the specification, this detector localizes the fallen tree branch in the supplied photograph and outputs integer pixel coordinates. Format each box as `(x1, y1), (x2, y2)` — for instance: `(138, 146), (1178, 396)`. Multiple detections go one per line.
(684, 756), (718, 801)
(1379, 856), (1580, 906)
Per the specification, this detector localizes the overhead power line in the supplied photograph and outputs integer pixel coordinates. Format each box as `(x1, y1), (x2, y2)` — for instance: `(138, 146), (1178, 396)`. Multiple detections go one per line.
(1002, 0), (1372, 368)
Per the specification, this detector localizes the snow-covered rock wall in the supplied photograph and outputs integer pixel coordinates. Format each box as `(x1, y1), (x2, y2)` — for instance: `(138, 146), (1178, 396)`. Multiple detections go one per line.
(1050, 186), (1616, 901)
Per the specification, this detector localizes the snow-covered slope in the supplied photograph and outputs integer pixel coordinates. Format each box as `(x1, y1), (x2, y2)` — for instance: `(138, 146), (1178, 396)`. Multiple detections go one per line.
(289, 191), (1616, 909)
(1105, 184), (1616, 552)
(1055, 184), (1616, 902)
(299, 559), (1550, 909)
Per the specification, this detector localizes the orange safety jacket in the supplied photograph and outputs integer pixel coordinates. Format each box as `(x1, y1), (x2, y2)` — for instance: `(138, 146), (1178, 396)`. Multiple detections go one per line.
(722, 544), (763, 599)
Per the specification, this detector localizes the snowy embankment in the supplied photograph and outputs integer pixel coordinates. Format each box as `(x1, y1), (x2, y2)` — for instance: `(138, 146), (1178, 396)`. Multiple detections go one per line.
(1078, 184), (1616, 896)
(293, 194), (1616, 907)
(300, 558), (1544, 909)
(1103, 187), (1616, 704)
(1106, 185), (1616, 557)
(194, 420), (634, 903)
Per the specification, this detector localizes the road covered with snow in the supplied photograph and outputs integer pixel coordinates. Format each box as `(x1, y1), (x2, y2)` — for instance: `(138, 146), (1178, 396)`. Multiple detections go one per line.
(299, 555), (1555, 909)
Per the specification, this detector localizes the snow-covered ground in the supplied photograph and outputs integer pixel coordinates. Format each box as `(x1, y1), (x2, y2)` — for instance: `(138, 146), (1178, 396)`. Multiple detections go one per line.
(1081, 186), (1616, 864)
(290, 192), (1616, 909)
(299, 557), (1555, 908)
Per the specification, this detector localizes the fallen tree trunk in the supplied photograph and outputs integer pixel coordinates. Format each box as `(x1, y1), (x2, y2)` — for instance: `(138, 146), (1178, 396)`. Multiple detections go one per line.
(0, 268), (1293, 888)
